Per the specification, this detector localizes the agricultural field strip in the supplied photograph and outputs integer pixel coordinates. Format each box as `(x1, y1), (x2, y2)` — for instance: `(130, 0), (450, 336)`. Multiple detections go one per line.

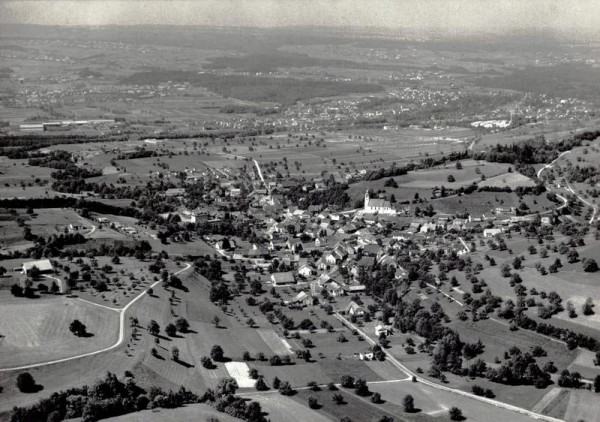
(0, 263), (192, 372)
(335, 313), (565, 422)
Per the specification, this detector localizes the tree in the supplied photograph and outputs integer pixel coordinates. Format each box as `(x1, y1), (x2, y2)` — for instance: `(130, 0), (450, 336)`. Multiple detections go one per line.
(332, 393), (345, 405)
(279, 381), (294, 396)
(171, 346), (179, 361)
(582, 297), (595, 315)
(175, 317), (189, 333)
(272, 377), (281, 389)
(594, 374), (600, 393)
(403, 394), (415, 412)
(201, 356), (214, 369)
(308, 396), (319, 409)
(341, 375), (355, 388)
(212, 315), (221, 328)
(69, 319), (87, 337)
(447, 175), (456, 183)
(215, 377), (238, 398)
(16, 372), (37, 392)
(211, 344), (225, 362)
(10, 284), (23, 297)
(582, 258), (598, 272)
(165, 323), (177, 337)
(449, 407), (464, 421)
(50, 281), (60, 294)
(147, 320), (160, 336)
(354, 378), (369, 396)
(255, 376), (269, 391)
(0, 266), (6, 277)
(371, 392), (383, 403)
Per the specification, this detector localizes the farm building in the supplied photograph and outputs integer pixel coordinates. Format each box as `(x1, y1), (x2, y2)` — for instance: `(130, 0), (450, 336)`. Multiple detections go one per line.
(483, 228), (504, 237)
(22, 259), (53, 275)
(271, 272), (296, 286)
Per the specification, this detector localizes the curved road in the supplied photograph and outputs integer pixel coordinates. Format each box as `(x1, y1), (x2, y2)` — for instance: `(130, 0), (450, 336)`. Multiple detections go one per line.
(0, 262), (192, 372)
(537, 150), (596, 225)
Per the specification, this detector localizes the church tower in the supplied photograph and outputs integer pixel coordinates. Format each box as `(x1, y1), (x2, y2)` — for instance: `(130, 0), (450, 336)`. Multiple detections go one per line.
(364, 190), (370, 210)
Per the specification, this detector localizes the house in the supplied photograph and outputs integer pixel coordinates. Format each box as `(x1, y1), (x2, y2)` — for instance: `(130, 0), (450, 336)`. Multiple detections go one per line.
(286, 238), (303, 253)
(358, 351), (375, 361)
(271, 272), (296, 286)
(324, 252), (338, 265)
(22, 259), (53, 275)
(290, 291), (313, 307)
(298, 263), (315, 278)
(375, 324), (393, 337)
(344, 301), (365, 316)
(357, 256), (375, 269)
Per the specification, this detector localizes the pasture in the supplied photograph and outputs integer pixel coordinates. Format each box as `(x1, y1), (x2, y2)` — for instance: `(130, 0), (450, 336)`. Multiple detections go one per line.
(369, 380), (542, 422)
(0, 294), (118, 367)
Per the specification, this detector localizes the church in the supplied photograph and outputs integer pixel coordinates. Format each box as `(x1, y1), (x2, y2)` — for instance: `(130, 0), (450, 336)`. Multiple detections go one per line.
(364, 190), (396, 215)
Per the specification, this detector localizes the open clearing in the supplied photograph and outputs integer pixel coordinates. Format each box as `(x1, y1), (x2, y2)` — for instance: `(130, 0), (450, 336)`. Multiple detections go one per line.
(478, 172), (536, 188)
(0, 294), (118, 367)
(225, 361), (255, 388)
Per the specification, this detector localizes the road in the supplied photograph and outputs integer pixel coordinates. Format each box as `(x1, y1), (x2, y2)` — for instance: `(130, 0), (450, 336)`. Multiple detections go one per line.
(565, 182), (597, 225)
(252, 159), (268, 192)
(335, 313), (564, 422)
(536, 150), (596, 225)
(0, 262), (192, 372)
(42, 274), (64, 294)
(536, 150), (571, 179)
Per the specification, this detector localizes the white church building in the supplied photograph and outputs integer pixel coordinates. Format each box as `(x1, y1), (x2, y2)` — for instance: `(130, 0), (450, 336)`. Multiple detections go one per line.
(364, 190), (396, 215)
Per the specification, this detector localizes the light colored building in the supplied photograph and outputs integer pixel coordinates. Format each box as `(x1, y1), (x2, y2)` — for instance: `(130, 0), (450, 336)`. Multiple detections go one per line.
(22, 259), (53, 275)
(364, 190), (396, 215)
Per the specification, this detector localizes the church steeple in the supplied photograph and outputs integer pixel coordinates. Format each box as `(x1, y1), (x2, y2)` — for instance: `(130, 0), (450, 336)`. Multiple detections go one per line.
(364, 189), (370, 209)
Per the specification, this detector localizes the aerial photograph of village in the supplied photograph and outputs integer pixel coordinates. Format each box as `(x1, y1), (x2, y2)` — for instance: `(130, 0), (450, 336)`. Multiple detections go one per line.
(0, 1), (599, 421)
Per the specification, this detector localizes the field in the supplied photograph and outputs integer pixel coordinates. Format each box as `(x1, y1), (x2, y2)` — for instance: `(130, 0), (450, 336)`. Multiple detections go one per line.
(0, 293), (118, 367)
(108, 403), (240, 422)
(369, 380), (540, 422)
(563, 389), (600, 422)
(432, 191), (556, 216)
(478, 172), (536, 188)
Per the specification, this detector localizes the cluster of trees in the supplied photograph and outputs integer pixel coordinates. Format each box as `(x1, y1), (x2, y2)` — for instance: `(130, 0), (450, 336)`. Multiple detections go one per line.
(10, 372), (198, 422)
(485, 346), (551, 388)
(514, 312), (597, 351)
(198, 377), (265, 421)
(287, 183), (351, 211)
(476, 131), (598, 165)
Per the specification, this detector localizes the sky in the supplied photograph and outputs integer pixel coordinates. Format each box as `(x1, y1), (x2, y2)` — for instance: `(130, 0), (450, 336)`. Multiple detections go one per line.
(1, 0), (599, 41)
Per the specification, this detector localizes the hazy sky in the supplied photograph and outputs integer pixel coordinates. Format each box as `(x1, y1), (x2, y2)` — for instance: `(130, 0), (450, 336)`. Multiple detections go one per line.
(1, 0), (599, 40)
